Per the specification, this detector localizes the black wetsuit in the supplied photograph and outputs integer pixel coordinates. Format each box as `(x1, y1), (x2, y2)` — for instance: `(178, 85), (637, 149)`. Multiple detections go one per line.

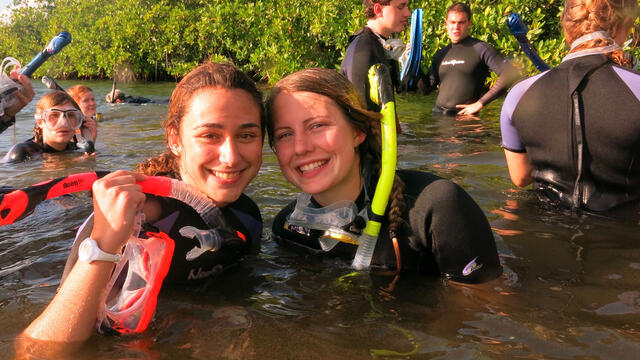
(501, 54), (640, 212)
(0, 114), (15, 134)
(341, 26), (401, 112)
(64, 194), (262, 286)
(272, 170), (502, 283)
(3, 138), (79, 163)
(121, 96), (154, 104)
(426, 36), (517, 114)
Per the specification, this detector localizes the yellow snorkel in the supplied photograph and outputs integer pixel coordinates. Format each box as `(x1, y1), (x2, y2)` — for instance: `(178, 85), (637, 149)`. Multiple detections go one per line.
(352, 63), (398, 270)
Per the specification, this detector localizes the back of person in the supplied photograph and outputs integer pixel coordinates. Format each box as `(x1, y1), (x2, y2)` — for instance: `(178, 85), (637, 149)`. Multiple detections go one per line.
(500, 0), (640, 213)
(504, 55), (640, 211)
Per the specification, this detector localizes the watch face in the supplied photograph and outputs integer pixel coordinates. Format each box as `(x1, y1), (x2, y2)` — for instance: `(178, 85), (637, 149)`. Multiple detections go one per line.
(79, 238), (95, 261)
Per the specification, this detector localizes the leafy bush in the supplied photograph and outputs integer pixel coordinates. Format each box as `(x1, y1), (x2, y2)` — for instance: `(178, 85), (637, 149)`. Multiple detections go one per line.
(2, 0), (634, 83)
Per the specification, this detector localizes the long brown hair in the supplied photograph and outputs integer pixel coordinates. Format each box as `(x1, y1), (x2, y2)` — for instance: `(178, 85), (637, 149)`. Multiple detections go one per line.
(265, 68), (406, 239)
(33, 91), (81, 144)
(136, 62), (264, 178)
(562, 0), (639, 66)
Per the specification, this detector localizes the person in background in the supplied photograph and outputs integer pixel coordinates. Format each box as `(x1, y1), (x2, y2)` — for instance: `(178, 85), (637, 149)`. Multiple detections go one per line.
(16, 62), (264, 349)
(500, 0), (640, 214)
(3, 91), (88, 162)
(0, 65), (35, 134)
(266, 68), (502, 283)
(67, 84), (99, 143)
(423, 2), (519, 115)
(341, 0), (411, 112)
(105, 88), (153, 104)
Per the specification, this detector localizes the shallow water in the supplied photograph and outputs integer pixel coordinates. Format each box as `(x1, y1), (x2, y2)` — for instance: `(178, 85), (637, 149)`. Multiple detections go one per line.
(1, 80), (639, 359)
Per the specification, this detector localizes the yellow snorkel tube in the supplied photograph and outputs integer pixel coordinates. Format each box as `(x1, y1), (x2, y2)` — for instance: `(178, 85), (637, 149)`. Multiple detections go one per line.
(352, 63), (398, 270)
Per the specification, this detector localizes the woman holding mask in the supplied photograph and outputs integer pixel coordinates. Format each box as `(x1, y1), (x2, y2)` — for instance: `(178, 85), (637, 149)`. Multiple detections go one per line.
(18, 62), (264, 345)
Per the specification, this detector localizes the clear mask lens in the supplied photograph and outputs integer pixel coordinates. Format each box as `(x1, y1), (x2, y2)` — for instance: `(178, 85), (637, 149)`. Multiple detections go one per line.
(43, 108), (84, 130)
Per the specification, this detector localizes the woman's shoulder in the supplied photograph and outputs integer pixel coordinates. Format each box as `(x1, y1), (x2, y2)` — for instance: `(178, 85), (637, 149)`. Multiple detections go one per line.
(4, 139), (42, 163)
(227, 193), (261, 222)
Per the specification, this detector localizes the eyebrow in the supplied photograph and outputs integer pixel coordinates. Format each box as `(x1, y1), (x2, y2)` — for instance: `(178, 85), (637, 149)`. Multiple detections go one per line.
(273, 116), (331, 131)
(195, 123), (261, 130)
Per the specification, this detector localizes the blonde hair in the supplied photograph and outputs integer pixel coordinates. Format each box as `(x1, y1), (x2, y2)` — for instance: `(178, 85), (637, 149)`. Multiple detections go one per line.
(562, 0), (639, 66)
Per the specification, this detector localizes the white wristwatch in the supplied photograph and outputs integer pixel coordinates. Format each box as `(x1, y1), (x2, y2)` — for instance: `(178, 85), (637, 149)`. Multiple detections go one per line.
(78, 237), (122, 263)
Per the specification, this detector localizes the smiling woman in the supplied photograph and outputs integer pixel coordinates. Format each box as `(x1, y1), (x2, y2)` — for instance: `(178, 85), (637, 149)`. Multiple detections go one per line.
(16, 62), (264, 351)
(266, 68), (502, 283)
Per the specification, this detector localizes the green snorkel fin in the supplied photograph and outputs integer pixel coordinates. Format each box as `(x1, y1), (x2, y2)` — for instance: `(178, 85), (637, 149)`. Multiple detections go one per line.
(352, 63), (398, 270)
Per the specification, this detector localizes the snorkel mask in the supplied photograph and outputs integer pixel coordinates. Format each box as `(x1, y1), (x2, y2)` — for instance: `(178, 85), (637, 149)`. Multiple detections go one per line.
(98, 212), (175, 334)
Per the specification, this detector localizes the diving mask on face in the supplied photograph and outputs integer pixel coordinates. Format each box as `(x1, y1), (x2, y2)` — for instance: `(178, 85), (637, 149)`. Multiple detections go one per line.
(285, 192), (369, 251)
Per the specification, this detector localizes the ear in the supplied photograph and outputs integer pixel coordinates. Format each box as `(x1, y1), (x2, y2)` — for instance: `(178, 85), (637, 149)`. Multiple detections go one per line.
(373, 3), (384, 18)
(167, 127), (182, 156)
(354, 130), (367, 147)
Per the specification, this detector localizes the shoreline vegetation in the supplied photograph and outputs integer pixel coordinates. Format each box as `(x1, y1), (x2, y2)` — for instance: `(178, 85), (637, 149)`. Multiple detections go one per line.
(1, 0), (629, 84)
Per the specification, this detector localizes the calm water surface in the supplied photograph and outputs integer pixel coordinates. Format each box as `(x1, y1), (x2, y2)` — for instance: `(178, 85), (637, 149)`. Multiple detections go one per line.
(1, 80), (639, 359)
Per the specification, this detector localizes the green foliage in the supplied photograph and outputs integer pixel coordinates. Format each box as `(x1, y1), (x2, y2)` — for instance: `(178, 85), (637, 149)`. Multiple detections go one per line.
(4, 0), (626, 83)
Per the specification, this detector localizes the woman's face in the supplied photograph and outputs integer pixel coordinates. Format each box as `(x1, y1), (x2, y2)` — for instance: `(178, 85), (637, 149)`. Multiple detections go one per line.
(78, 91), (97, 117)
(170, 88), (263, 207)
(271, 91), (366, 206)
(37, 102), (81, 150)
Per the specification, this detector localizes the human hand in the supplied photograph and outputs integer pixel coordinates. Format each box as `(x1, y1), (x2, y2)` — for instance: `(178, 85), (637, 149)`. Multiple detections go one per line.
(4, 66), (35, 118)
(456, 101), (483, 115)
(90, 171), (147, 254)
(81, 115), (98, 141)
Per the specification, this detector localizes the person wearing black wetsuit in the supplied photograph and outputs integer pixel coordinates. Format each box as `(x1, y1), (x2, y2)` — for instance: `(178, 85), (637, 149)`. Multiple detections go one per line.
(18, 62), (266, 348)
(424, 3), (518, 115)
(273, 169), (501, 282)
(340, 0), (410, 112)
(500, 0), (640, 215)
(3, 137), (80, 163)
(266, 68), (502, 283)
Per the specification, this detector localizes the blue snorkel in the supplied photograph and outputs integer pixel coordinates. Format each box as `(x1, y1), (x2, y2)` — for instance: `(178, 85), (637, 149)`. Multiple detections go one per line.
(21, 31), (72, 77)
(400, 8), (423, 90)
(351, 63), (398, 270)
(507, 13), (550, 72)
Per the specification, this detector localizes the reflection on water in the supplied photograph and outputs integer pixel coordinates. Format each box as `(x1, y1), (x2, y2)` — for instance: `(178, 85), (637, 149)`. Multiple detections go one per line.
(1, 81), (639, 359)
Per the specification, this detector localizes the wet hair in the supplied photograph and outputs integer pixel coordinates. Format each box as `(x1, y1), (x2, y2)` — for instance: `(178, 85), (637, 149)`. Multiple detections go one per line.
(137, 61), (264, 178)
(33, 91), (81, 144)
(446, 2), (472, 22)
(66, 85), (94, 107)
(363, 0), (392, 19)
(265, 68), (406, 243)
(105, 89), (125, 103)
(562, 0), (639, 66)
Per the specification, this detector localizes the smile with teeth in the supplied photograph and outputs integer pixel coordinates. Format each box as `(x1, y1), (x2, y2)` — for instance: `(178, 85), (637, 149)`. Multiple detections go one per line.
(212, 170), (240, 180)
(298, 160), (328, 173)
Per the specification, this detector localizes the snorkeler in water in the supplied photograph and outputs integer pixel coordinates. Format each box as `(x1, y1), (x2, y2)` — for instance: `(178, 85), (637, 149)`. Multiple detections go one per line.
(266, 68), (502, 283)
(16, 62), (264, 351)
